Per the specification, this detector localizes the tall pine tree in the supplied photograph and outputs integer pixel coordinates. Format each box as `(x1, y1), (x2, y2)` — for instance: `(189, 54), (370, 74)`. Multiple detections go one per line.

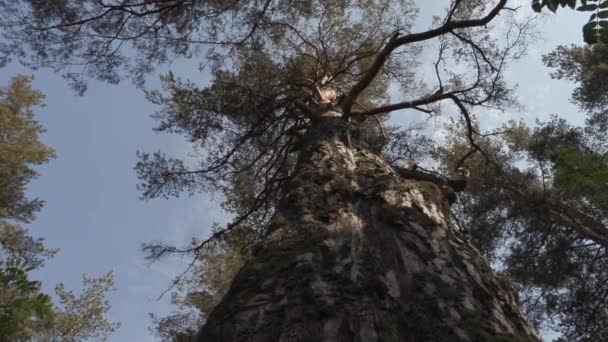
(0, 1), (557, 340)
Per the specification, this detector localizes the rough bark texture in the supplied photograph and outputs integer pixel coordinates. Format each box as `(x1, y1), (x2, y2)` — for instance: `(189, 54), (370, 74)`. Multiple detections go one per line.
(197, 117), (542, 342)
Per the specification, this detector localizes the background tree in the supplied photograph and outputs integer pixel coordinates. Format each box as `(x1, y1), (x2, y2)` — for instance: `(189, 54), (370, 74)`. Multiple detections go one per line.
(543, 43), (608, 137)
(432, 116), (608, 341)
(0, 75), (119, 341)
(0, 261), (54, 340)
(40, 272), (120, 342)
(0, 75), (56, 340)
(527, 28), (608, 339)
(0, 75), (56, 266)
(150, 226), (250, 341)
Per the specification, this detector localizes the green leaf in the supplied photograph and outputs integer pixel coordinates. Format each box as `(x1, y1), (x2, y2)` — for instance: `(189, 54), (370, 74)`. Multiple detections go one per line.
(599, 10), (608, 17)
(583, 21), (600, 43)
(584, 30), (600, 43)
(578, 4), (599, 10)
(547, 0), (560, 12)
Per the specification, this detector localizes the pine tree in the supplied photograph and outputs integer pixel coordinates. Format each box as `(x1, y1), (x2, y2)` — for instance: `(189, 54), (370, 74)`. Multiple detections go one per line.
(1, 1), (546, 340)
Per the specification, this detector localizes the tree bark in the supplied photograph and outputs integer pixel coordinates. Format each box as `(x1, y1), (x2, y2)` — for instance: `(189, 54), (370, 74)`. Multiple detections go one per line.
(197, 116), (542, 342)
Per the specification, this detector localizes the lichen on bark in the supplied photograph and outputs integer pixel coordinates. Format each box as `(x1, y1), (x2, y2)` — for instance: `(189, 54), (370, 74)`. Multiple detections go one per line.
(197, 116), (541, 342)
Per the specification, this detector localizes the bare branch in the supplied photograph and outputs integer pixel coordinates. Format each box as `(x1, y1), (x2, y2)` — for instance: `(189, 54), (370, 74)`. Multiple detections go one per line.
(341, 0), (508, 117)
(450, 30), (498, 72)
(353, 90), (457, 117)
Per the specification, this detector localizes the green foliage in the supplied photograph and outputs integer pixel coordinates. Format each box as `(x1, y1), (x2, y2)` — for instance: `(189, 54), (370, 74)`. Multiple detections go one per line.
(0, 76), (119, 341)
(543, 44), (608, 137)
(0, 265), (120, 341)
(0, 75), (54, 224)
(0, 75), (56, 340)
(46, 272), (120, 342)
(551, 146), (608, 208)
(434, 116), (608, 341)
(532, 0), (608, 43)
(0, 262), (54, 340)
(150, 227), (249, 341)
(0, 221), (57, 269)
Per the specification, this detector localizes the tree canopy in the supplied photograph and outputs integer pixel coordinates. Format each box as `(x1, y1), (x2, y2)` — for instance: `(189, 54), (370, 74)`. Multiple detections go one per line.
(544, 43), (608, 136)
(2, 1), (608, 341)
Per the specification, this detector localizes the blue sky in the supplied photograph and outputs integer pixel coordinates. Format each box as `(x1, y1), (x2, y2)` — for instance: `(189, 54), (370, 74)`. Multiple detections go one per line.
(0, 2), (591, 341)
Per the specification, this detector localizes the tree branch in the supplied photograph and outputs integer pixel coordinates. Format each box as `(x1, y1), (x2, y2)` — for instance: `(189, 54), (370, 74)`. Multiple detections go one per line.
(341, 0), (508, 117)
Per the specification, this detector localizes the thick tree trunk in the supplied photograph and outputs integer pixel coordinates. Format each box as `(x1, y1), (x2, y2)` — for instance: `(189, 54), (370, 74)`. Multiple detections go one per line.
(197, 117), (541, 342)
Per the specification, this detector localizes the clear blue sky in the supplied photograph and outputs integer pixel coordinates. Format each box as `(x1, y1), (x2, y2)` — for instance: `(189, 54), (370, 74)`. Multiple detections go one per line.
(0, 2), (589, 341)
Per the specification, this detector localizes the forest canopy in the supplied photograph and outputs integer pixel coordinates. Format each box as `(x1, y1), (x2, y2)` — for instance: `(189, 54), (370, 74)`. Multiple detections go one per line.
(0, 1), (607, 341)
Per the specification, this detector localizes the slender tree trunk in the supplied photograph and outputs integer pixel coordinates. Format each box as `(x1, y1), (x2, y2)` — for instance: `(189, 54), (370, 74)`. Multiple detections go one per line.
(197, 116), (542, 342)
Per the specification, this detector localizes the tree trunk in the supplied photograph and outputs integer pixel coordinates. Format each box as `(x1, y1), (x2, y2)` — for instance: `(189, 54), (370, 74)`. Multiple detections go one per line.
(197, 116), (542, 342)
